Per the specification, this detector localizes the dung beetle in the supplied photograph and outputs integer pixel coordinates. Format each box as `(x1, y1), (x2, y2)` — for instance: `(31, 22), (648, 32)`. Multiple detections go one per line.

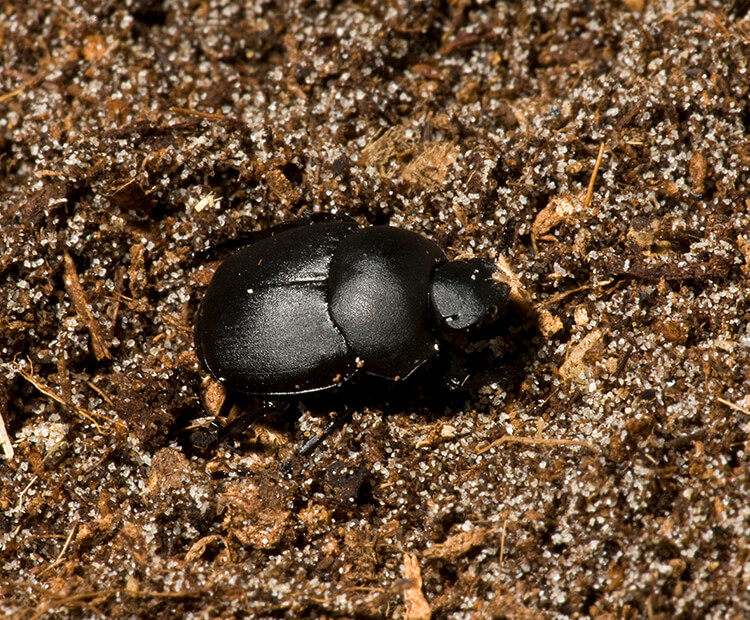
(193, 214), (510, 451)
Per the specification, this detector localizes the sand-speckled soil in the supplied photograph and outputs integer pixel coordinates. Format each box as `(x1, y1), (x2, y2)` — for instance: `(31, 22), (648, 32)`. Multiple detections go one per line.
(2, 1), (750, 618)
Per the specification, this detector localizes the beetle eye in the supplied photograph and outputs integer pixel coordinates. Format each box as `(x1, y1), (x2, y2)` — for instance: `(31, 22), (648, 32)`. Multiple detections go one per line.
(430, 259), (510, 331)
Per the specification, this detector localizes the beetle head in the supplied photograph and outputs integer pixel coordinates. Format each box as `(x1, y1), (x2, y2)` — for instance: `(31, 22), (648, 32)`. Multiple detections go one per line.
(430, 259), (510, 331)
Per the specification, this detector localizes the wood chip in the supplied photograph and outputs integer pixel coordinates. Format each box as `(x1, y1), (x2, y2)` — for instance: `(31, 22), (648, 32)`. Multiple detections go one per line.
(422, 528), (487, 561)
(401, 142), (459, 189)
(531, 193), (582, 248)
(689, 150), (707, 195)
(128, 243), (147, 298)
(558, 329), (603, 383)
(265, 167), (301, 206)
(402, 553), (431, 620)
(494, 255), (563, 338)
(185, 535), (229, 563)
(109, 178), (154, 212)
(63, 252), (111, 360)
(361, 126), (416, 175)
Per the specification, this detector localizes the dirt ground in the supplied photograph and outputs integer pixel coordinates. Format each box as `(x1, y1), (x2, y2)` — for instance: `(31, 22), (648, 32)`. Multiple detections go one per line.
(2, 1), (750, 618)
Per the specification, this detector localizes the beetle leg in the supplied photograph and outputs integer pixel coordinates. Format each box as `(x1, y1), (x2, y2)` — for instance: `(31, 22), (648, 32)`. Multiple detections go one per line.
(191, 397), (287, 451)
(190, 234), (260, 265)
(187, 388), (232, 450)
(297, 411), (349, 457)
(218, 399), (288, 442)
(280, 410), (350, 476)
(436, 350), (472, 390)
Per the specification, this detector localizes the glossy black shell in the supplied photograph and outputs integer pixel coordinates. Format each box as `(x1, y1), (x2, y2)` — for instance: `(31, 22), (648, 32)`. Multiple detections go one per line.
(195, 221), (447, 396)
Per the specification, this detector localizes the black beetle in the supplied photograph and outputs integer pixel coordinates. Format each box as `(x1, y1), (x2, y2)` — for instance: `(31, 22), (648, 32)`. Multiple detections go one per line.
(193, 215), (510, 450)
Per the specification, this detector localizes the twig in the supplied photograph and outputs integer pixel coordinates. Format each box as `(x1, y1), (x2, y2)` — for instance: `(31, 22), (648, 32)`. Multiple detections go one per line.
(476, 434), (598, 455)
(584, 142), (606, 210)
(36, 519), (79, 578)
(15, 475), (39, 513)
(158, 313), (192, 333)
(499, 514), (509, 578)
(56, 518), (78, 562)
(15, 360), (118, 432)
(169, 106), (227, 121)
(0, 70), (48, 103)
(0, 410), (14, 459)
(657, 0), (693, 25)
(84, 379), (115, 407)
(716, 396), (750, 416)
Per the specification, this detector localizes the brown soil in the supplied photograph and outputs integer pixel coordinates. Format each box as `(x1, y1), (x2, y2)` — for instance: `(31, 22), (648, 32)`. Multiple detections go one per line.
(2, 1), (750, 618)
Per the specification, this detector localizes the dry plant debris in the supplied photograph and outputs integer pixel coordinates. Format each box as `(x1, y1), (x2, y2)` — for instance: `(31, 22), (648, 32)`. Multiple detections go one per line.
(402, 553), (432, 620)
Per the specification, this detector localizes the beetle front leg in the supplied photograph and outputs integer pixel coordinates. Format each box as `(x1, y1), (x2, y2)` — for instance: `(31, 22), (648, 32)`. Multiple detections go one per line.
(298, 411), (349, 456)
(280, 409), (351, 476)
